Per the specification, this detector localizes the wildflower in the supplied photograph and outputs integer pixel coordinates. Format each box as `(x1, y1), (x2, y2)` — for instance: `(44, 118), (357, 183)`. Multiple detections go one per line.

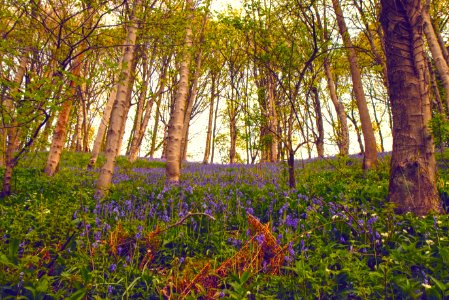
(108, 285), (113, 294)
(94, 231), (101, 241)
(422, 283), (432, 289)
(285, 215), (299, 230)
(426, 239), (434, 246)
(109, 263), (116, 272)
(277, 233), (283, 244)
(255, 234), (265, 245)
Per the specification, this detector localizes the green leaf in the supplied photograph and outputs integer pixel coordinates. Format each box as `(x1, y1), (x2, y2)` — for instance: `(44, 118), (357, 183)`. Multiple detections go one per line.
(67, 289), (86, 300)
(430, 276), (449, 293)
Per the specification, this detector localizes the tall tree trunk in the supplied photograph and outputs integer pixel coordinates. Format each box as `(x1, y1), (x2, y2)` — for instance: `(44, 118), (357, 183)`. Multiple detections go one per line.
(229, 114), (237, 163)
(324, 59), (349, 155)
(332, 0), (378, 169)
(311, 86), (324, 157)
(44, 55), (83, 176)
(1, 48), (29, 196)
(117, 55), (138, 155)
(95, 0), (140, 197)
(87, 81), (118, 169)
(165, 0), (193, 184)
(211, 87), (220, 164)
(316, 3), (350, 155)
(149, 99), (161, 159)
(128, 51), (151, 162)
(422, 6), (449, 112)
(381, 0), (443, 215)
(428, 57), (444, 113)
(268, 73), (278, 162)
(203, 73), (216, 164)
(348, 104), (365, 154)
(180, 53), (202, 161)
(287, 147), (295, 189)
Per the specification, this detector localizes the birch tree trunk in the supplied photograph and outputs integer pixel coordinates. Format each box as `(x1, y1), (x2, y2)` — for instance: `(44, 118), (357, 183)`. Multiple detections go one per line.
(332, 0), (377, 169)
(165, 0), (193, 184)
(180, 53), (202, 161)
(128, 52), (151, 162)
(95, 0), (140, 197)
(422, 6), (449, 112)
(203, 73), (216, 164)
(87, 81), (118, 169)
(44, 55), (83, 176)
(381, 0), (443, 215)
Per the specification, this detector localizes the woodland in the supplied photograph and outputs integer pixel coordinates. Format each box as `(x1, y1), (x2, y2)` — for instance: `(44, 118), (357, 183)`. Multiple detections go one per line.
(1, 0), (449, 298)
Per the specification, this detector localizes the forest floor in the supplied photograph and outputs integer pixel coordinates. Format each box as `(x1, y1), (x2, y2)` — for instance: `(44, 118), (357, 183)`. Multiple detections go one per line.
(1, 151), (449, 299)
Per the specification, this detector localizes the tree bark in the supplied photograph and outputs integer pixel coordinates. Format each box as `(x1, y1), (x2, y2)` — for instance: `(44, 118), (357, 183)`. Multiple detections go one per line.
(165, 0), (193, 183)
(95, 0), (140, 197)
(44, 55), (83, 176)
(203, 73), (216, 164)
(332, 0), (378, 169)
(87, 80), (118, 170)
(311, 86), (324, 157)
(324, 59), (349, 155)
(180, 52), (202, 162)
(381, 0), (443, 215)
(1, 48), (29, 196)
(128, 50), (152, 162)
(422, 6), (449, 112)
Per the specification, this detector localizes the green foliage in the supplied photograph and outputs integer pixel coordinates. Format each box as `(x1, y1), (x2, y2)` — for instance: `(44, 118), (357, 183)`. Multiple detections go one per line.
(429, 113), (449, 148)
(1, 152), (448, 299)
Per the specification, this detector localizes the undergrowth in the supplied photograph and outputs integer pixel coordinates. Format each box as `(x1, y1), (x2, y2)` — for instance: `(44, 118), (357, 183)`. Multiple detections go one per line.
(0, 151), (448, 299)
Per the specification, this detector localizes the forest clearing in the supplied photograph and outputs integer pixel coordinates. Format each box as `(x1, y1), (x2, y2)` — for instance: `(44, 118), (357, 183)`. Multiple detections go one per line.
(1, 0), (449, 298)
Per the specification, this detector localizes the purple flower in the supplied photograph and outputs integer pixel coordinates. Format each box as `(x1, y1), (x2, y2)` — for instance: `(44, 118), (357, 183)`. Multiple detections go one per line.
(108, 285), (113, 294)
(255, 234), (265, 245)
(277, 233), (283, 244)
(109, 263), (116, 272)
(285, 215), (299, 230)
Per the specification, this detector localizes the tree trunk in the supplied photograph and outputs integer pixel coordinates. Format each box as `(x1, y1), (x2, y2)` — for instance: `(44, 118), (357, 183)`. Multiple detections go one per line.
(117, 55), (138, 155)
(381, 0), (443, 215)
(422, 6), (449, 112)
(1, 48), (29, 196)
(128, 52), (151, 162)
(311, 86), (324, 157)
(44, 55), (83, 176)
(95, 1), (140, 197)
(324, 59), (349, 155)
(348, 104), (365, 154)
(87, 81), (118, 169)
(332, 0), (378, 169)
(149, 99), (161, 159)
(428, 57), (444, 113)
(287, 149), (295, 189)
(211, 87), (220, 164)
(268, 73), (278, 162)
(203, 73), (216, 164)
(165, 0), (193, 184)
(180, 52), (202, 162)
(229, 114), (237, 163)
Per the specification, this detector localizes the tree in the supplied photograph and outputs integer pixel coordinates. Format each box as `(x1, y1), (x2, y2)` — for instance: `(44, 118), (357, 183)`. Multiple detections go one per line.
(381, 0), (443, 215)
(95, 0), (141, 198)
(332, 0), (378, 169)
(165, 0), (194, 183)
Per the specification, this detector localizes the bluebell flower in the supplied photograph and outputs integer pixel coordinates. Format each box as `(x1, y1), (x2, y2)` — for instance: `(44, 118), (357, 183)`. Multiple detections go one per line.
(109, 263), (116, 272)
(255, 234), (265, 245)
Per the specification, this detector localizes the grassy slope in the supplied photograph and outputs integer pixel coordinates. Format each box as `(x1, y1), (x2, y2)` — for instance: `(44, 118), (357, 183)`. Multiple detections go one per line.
(0, 151), (448, 299)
